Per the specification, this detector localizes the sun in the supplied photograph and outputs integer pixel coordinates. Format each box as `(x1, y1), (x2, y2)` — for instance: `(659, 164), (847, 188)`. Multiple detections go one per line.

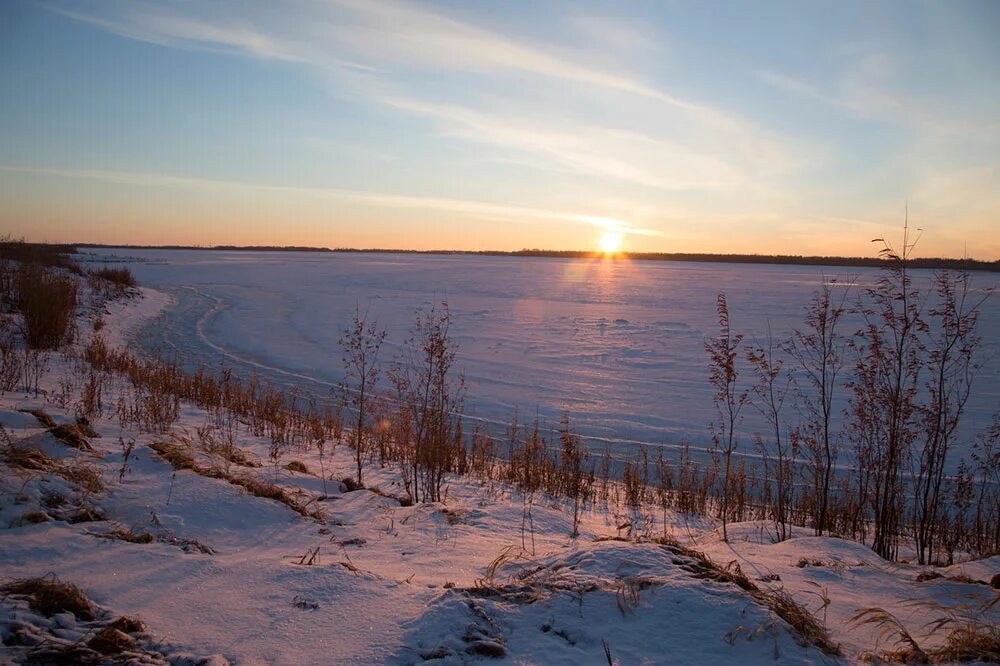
(598, 231), (623, 254)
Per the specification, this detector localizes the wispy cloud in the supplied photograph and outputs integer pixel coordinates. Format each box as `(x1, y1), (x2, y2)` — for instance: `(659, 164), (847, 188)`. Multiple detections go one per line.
(45, 4), (304, 62)
(758, 54), (999, 139)
(379, 96), (746, 190)
(42, 0), (799, 191)
(0, 164), (665, 238)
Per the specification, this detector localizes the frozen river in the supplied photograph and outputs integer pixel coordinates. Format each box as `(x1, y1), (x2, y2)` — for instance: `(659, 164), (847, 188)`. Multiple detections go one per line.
(88, 249), (1000, 467)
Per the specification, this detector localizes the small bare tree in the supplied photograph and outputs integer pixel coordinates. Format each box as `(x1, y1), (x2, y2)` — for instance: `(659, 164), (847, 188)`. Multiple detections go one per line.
(913, 271), (989, 564)
(746, 324), (794, 541)
(705, 292), (747, 542)
(390, 301), (464, 503)
(850, 222), (924, 560)
(340, 304), (386, 488)
(787, 281), (849, 535)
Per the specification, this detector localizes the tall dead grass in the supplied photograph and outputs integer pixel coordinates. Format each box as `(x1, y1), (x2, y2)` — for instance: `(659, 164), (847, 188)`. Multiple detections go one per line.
(850, 596), (1000, 663)
(17, 264), (77, 349)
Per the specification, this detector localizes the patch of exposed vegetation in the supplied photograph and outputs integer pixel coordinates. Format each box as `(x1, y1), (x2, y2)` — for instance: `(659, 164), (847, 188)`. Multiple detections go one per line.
(1, 577), (95, 620)
(93, 524), (216, 554)
(48, 423), (93, 450)
(149, 438), (323, 520)
(16, 264), (78, 349)
(90, 266), (137, 288)
(652, 536), (840, 655)
(2, 445), (105, 494)
(851, 597), (1000, 663)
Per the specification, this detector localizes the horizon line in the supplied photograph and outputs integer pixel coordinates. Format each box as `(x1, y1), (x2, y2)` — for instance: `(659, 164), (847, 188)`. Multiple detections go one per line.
(59, 241), (1000, 272)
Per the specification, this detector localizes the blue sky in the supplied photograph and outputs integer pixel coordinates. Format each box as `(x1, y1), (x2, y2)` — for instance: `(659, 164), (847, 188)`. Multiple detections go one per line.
(1, 1), (998, 257)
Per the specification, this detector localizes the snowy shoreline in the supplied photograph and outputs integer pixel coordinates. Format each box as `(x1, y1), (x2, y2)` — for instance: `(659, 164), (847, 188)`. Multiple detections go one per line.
(0, 277), (998, 664)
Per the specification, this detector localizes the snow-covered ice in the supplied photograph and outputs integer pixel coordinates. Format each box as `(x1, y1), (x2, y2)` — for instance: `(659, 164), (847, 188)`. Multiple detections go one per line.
(83, 249), (1000, 470)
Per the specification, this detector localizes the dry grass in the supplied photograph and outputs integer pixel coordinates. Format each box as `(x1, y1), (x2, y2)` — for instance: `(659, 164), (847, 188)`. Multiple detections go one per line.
(96, 526), (156, 544)
(93, 524), (215, 554)
(476, 544), (529, 589)
(2, 445), (105, 494)
(915, 571), (984, 585)
(61, 459), (105, 494)
(616, 576), (654, 615)
(652, 536), (841, 656)
(149, 438), (197, 470)
(285, 460), (310, 474)
(851, 596), (1000, 663)
(87, 626), (135, 655)
(368, 484), (413, 506)
(14, 510), (51, 525)
(341, 476), (364, 492)
(1, 577), (95, 620)
(150, 438), (323, 520)
(74, 417), (100, 438)
(108, 615), (146, 634)
(62, 506), (107, 524)
(220, 444), (261, 468)
(49, 423), (93, 450)
(17, 264), (78, 349)
(22, 408), (56, 428)
(1, 445), (56, 472)
(90, 266), (136, 288)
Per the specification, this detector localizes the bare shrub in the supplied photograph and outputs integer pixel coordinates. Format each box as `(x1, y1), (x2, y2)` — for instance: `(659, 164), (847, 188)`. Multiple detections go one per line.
(340, 304), (386, 487)
(787, 281), (848, 535)
(746, 326), (795, 541)
(849, 225), (925, 561)
(705, 292), (747, 541)
(913, 271), (990, 565)
(390, 301), (464, 503)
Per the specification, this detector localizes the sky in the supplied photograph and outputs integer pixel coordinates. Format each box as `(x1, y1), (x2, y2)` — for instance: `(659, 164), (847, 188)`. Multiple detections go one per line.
(0, 1), (998, 258)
